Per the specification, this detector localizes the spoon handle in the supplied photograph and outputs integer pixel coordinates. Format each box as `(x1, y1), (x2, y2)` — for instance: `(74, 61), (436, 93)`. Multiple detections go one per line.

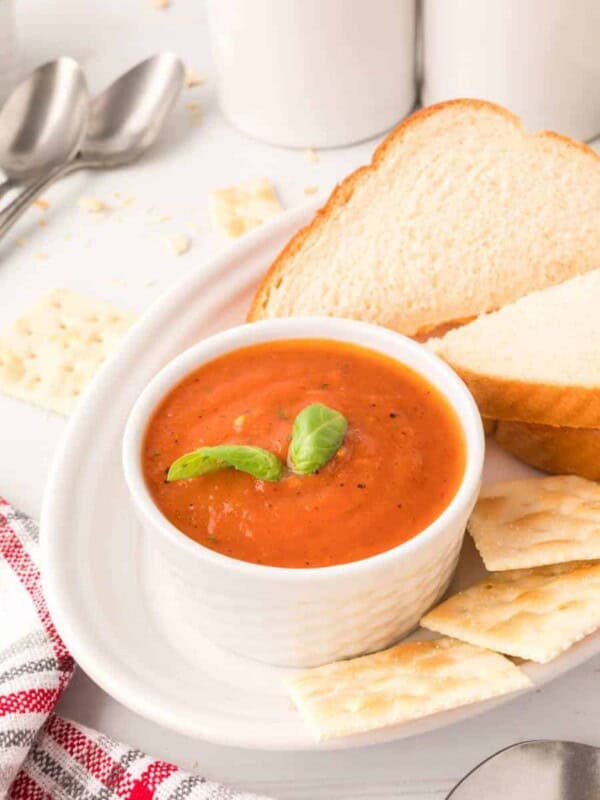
(0, 163), (76, 240)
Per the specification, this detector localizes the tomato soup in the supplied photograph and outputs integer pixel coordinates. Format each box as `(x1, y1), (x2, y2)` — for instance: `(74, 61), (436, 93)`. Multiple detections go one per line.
(143, 340), (465, 568)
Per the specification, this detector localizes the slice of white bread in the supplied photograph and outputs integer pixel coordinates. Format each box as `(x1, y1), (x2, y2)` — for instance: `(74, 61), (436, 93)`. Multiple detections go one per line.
(430, 269), (600, 428)
(248, 99), (600, 336)
(491, 420), (600, 481)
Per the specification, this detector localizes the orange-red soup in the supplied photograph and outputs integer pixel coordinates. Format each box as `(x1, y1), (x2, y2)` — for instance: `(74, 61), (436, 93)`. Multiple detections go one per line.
(143, 340), (465, 568)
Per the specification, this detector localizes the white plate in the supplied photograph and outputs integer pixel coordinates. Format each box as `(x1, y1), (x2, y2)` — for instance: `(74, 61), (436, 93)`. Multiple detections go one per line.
(41, 203), (600, 751)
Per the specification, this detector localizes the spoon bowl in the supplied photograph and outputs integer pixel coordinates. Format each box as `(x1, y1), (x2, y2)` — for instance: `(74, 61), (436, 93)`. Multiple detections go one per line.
(448, 740), (600, 799)
(0, 57), (88, 181)
(81, 52), (185, 167)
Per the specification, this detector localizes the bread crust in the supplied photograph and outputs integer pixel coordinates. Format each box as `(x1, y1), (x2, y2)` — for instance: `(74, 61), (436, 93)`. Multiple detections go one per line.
(451, 366), (600, 428)
(494, 420), (600, 480)
(248, 98), (600, 324)
(482, 417), (497, 436)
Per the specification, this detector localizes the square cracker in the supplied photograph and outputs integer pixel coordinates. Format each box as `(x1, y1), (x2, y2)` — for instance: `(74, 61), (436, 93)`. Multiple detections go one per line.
(0, 288), (135, 415)
(421, 560), (600, 663)
(209, 178), (282, 238)
(286, 636), (530, 740)
(469, 475), (600, 571)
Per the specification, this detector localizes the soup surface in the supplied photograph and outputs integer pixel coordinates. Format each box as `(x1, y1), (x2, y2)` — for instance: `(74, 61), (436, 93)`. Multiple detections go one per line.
(143, 340), (465, 568)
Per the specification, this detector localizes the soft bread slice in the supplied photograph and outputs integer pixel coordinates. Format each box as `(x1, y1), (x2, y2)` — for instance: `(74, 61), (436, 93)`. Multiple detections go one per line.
(248, 99), (600, 335)
(493, 420), (600, 480)
(430, 269), (600, 428)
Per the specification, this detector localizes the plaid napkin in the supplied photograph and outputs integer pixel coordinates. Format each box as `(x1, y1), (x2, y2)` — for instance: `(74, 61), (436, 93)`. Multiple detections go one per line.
(0, 498), (270, 800)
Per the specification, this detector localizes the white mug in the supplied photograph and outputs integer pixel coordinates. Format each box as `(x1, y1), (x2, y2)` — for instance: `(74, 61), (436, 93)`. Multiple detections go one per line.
(207, 0), (417, 148)
(422, 0), (600, 141)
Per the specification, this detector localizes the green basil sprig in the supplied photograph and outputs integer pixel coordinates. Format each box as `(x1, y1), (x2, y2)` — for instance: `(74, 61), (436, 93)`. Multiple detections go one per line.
(288, 403), (348, 475)
(167, 444), (284, 483)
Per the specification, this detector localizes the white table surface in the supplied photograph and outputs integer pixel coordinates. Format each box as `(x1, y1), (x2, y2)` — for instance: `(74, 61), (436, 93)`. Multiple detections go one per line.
(2, 1), (600, 798)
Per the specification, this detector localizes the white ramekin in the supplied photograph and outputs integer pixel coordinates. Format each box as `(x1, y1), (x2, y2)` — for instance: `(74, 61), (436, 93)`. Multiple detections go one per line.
(123, 318), (484, 668)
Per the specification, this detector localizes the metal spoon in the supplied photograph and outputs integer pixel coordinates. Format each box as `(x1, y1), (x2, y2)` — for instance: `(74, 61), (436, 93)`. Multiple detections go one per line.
(0, 57), (88, 184)
(447, 740), (600, 799)
(79, 52), (185, 169)
(0, 53), (185, 239)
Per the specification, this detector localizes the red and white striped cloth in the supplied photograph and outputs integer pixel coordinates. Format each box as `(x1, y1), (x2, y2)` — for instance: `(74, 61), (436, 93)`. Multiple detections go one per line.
(0, 498), (270, 800)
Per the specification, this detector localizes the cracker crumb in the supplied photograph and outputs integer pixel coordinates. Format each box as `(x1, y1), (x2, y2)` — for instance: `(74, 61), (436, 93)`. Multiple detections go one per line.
(37, 218), (49, 227)
(33, 198), (50, 211)
(162, 234), (191, 256)
(16, 237), (27, 247)
(78, 196), (111, 213)
(303, 185), (318, 196)
(186, 101), (202, 127)
(35, 253), (49, 260)
(120, 196), (136, 208)
(305, 148), (319, 164)
(150, 214), (171, 225)
(185, 67), (205, 89)
(152, 0), (169, 8)
(233, 414), (246, 432)
(210, 178), (283, 238)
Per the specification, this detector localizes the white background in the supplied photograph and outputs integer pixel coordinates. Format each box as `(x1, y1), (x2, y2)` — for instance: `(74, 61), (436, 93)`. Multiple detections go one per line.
(2, 1), (600, 798)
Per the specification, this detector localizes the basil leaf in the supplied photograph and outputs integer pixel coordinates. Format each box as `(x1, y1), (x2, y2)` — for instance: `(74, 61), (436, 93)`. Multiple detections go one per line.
(289, 403), (348, 475)
(167, 444), (284, 482)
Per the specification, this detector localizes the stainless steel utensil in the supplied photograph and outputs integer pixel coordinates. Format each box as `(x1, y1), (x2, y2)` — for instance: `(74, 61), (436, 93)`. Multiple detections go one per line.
(78, 52), (185, 169)
(0, 53), (185, 239)
(0, 57), (88, 183)
(447, 740), (600, 799)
